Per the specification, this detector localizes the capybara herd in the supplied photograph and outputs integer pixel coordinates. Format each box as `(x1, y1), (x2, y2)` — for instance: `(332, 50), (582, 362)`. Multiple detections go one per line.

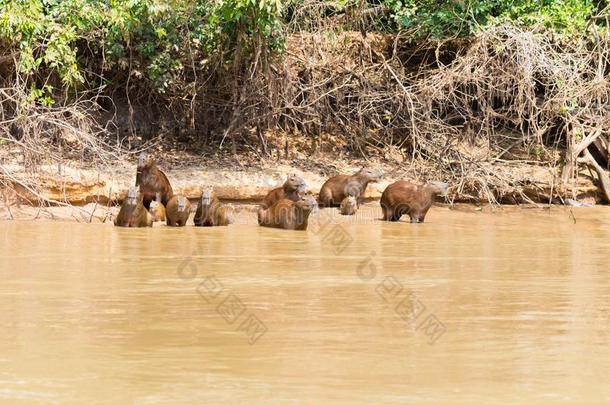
(115, 153), (449, 229)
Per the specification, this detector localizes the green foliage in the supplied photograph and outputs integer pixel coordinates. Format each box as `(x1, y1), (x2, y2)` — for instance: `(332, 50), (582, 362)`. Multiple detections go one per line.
(207, 0), (284, 57)
(0, 0), (602, 95)
(0, 0), (284, 91)
(0, 0), (84, 84)
(385, 0), (596, 38)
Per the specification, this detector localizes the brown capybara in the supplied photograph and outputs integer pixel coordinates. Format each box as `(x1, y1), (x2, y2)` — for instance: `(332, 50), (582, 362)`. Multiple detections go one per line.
(135, 152), (173, 209)
(380, 181), (448, 223)
(258, 193), (317, 230)
(193, 186), (234, 226)
(149, 193), (166, 222)
(165, 195), (191, 227)
(114, 187), (153, 227)
(318, 167), (382, 207)
(340, 195), (358, 215)
(261, 173), (306, 209)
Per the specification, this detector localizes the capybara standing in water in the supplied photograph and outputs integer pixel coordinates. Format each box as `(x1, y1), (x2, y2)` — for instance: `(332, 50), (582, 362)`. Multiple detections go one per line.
(135, 153), (173, 209)
(318, 167), (382, 207)
(258, 193), (317, 230)
(114, 187), (153, 227)
(380, 181), (448, 223)
(194, 186), (234, 226)
(148, 193), (166, 222)
(165, 195), (191, 226)
(340, 195), (357, 215)
(261, 173), (306, 209)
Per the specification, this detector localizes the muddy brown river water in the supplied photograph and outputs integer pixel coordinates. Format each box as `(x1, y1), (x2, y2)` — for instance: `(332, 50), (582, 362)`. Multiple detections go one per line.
(0, 205), (609, 404)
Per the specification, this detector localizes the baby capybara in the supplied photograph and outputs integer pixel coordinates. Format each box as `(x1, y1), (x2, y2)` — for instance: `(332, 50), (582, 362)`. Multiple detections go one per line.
(149, 193), (166, 222)
(194, 186), (234, 226)
(340, 195), (358, 215)
(135, 152), (173, 209)
(261, 173), (306, 209)
(166, 195), (191, 227)
(258, 193), (317, 230)
(380, 180), (448, 223)
(318, 167), (382, 207)
(114, 187), (153, 227)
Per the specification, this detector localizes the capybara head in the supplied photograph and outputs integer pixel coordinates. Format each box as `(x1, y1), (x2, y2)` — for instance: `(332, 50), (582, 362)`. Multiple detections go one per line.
(177, 196), (188, 210)
(295, 193), (318, 212)
(199, 185), (215, 207)
(345, 195), (357, 207)
(137, 152), (149, 168)
(286, 174), (306, 192)
(426, 181), (449, 197)
(356, 167), (382, 182)
(126, 186), (140, 205)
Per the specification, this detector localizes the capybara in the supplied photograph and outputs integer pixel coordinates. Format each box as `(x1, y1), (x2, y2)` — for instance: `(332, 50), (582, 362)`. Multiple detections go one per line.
(340, 195), (357, 215)
(380, 181), (448, 223)
(318, 167), (382, 207)
(114, 187), (153, 227)
(149, 193), (166, 222)
(194, 186), (234, 226)
(261, 173), (306, 209)
(135, 152), (173, 209)
(258, 193), (317, 230)
(166, 195), (191, 227)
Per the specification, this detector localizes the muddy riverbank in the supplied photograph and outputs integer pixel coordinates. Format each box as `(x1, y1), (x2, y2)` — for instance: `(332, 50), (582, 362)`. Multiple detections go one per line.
(0, 154), (605, 222)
